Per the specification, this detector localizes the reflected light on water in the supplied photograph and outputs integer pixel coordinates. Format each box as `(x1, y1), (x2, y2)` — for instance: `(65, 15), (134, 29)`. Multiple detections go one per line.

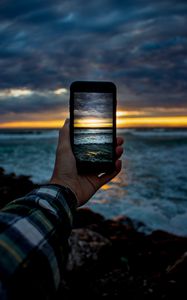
(91, 199), (109, 204)
(101, 184), (112, 190)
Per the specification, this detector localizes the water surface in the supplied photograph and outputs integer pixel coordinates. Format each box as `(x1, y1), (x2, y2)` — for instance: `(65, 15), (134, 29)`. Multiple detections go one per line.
(0, 128), (187, 236)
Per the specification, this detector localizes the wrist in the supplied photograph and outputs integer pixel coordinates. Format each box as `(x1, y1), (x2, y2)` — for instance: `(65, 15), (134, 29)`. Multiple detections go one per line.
(49, 179), (79, 207)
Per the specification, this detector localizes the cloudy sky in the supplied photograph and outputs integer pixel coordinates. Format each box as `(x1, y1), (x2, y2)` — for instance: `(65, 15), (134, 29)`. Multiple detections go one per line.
(74, 92), (113, 127)
(0, 0), (186, 127)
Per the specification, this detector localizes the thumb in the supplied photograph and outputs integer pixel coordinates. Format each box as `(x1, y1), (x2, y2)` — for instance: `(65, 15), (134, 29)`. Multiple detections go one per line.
(59, 119), (70, 145)
(58, 118), (71, 150)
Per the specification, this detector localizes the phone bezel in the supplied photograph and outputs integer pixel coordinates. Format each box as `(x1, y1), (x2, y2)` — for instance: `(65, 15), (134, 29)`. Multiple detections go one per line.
(70, 81), (116, 174)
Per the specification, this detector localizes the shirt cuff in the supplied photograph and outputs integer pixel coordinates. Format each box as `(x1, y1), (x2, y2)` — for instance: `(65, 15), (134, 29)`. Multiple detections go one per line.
(31, 184), (78, 226)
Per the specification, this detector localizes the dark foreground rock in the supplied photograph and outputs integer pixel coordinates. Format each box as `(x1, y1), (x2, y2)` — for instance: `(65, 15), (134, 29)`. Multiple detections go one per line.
(0, 167), (37, 208)
(58, 209), (187, 299)
(0, 167), (187, 299)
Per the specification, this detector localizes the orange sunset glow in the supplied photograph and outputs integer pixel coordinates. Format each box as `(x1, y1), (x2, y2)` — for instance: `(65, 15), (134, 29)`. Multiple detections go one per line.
(1, 112), (187, 129)
(117, 115), (187, 128)
(74, 118), (113, 128)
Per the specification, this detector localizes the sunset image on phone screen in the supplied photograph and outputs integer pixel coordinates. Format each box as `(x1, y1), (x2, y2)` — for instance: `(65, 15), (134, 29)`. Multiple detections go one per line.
(73, 92), (113, 163)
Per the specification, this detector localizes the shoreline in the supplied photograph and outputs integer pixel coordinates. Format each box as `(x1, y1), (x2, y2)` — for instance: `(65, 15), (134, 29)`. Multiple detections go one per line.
(0, 167), (187, 298)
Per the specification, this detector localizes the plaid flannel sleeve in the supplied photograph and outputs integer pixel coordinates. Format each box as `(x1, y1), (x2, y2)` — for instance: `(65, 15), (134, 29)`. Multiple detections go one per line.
(0, 184), (77, 300)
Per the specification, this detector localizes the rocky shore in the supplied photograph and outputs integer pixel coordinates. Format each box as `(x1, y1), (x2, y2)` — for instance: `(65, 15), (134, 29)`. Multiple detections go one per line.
(0, 167), (187, 299)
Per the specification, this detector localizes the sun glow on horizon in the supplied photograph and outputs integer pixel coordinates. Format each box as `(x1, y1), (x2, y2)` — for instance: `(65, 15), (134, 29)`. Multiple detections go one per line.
(117, 115), (187, 127)
(1, 111), (187, 128)
(0, 121), (63, 128)
(74, 118), (113, 128)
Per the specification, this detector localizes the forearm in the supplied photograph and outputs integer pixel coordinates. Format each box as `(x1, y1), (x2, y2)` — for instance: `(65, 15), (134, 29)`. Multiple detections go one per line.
(0, 184), (77, 299)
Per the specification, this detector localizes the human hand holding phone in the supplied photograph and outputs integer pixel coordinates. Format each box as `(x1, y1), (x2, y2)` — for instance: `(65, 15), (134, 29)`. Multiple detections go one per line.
(50, 119), (123, 207)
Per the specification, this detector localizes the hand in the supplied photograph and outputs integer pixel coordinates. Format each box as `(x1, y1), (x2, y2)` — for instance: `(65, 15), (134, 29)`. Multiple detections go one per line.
(50, 119), (124, 207)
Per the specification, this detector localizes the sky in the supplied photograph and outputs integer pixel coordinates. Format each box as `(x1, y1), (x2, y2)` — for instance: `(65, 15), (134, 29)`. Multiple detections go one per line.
(74, 92), (113, 128)
(0, 0), (186, 128)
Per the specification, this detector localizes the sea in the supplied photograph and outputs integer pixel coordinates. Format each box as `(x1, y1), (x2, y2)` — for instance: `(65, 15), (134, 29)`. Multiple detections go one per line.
(0, 128), (187, 236)
(74, 128), (113, 162)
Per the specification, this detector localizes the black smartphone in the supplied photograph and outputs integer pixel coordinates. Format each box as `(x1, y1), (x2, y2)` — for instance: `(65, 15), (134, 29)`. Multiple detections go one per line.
(70, 81), (116, 174)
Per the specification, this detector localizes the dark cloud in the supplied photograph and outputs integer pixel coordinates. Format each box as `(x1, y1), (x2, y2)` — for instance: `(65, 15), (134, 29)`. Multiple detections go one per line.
(0, 92), (68, 115)
(74, 92), (113, 119)
(0, 0), (186, 118)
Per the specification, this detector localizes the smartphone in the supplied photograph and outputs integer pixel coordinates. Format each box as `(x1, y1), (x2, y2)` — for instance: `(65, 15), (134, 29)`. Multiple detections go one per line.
(70, 81), (116, 174)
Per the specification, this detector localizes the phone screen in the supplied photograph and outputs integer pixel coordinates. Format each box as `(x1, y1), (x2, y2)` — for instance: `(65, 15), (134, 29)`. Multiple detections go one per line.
(73, 92), (113, 164)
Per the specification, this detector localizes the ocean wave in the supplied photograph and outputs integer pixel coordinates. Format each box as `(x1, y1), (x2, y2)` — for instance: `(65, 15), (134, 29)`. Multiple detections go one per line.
(0, 130), (58, 140)
(117, 128), (187, 139)
(74, 136), (112, 145)
(74, 128), (113, 134)
(74, 141), (112, 145)
(1, 127), (187, 236)
(88, 192), (187, 237)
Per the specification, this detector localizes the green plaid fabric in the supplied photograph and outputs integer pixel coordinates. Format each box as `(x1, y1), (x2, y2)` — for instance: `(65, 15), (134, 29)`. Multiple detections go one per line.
(0, 184), (77, 299)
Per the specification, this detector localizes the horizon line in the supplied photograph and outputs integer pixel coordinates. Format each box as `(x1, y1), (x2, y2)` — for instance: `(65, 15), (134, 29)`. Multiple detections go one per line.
(1, 125), (187, 130)
(0, 116), (187, 129)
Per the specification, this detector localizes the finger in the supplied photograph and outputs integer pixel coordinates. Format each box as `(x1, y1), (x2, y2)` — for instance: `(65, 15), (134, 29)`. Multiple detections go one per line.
(97, 160), (122, 187)
(117, 136), (124, 146)
(87, 159), (122, 190)
(115, 159), (122, 172)
(116, 146), (123, 158)
(58, 118), (71, 150)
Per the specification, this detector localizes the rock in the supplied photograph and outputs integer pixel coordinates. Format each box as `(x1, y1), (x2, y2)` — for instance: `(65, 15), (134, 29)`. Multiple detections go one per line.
(113, 215), (135, 228)
(94, 218), (141, 242)
(167, 251), (187, 276)
(0, 167), (4, 175)
(1, 167), (187, 299)
(66, 228), (111, 271)
(73, 208), (105, 228)
(0, 167), (37, 208)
